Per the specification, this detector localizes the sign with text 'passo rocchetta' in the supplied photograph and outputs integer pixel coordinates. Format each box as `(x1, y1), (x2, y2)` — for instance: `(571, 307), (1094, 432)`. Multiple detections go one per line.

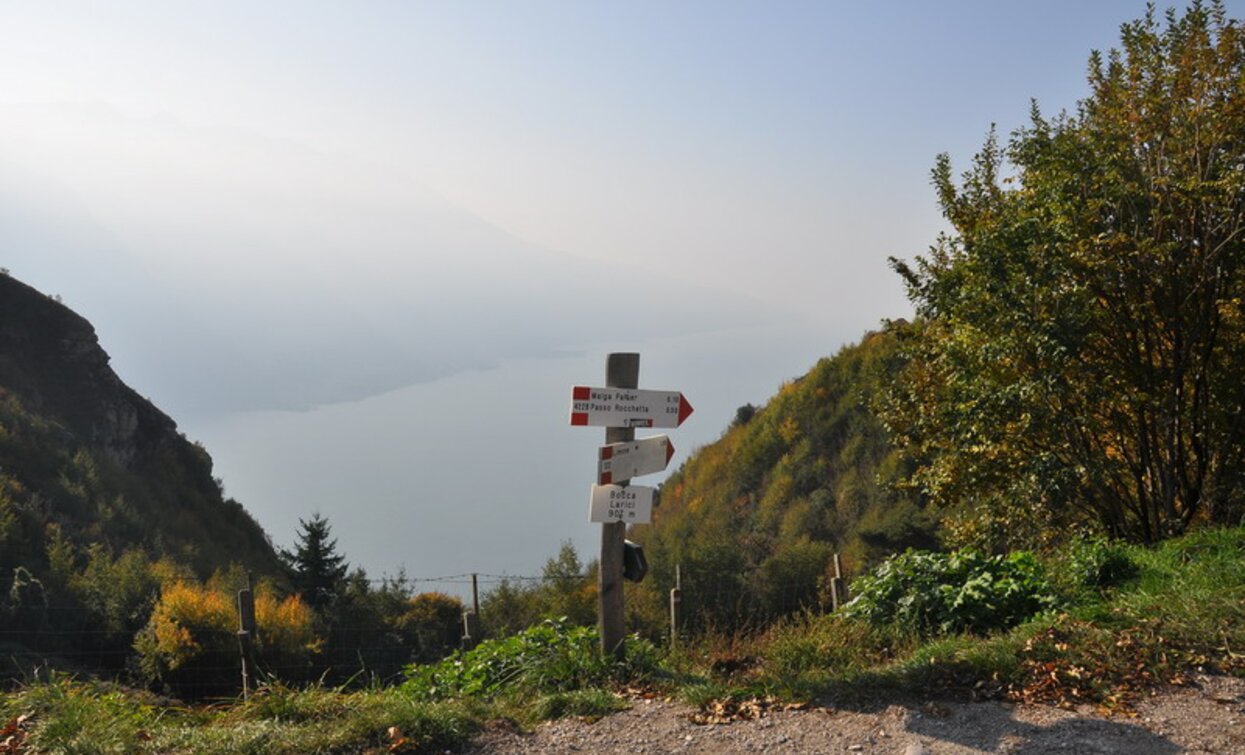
(569, 386), (693, 428)
(589, 484), (654, 524)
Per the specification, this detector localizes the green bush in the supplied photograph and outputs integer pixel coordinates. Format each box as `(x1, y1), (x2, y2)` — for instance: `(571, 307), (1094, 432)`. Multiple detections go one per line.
(402, 619), (658, 701)
(1064, 538), (1139, 593)
(843, 549), (1056, 637)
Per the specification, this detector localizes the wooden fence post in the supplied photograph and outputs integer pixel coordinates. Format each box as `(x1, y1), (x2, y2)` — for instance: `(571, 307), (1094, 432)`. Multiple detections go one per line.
(471, 572), (480, 617)
(829, 553), (847, 611)
(236, 575), (257, 699)
(461, 573), (482, 648)
(669, 564), (682, 649)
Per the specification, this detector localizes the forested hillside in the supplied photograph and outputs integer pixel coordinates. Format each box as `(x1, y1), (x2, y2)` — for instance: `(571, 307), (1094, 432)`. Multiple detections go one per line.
(628, 330), (933, 632)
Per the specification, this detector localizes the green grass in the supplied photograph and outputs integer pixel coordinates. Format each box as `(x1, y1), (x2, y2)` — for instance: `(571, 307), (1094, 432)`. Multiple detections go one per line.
(1, 676), (480, 754)
(527, 688), (628, 721)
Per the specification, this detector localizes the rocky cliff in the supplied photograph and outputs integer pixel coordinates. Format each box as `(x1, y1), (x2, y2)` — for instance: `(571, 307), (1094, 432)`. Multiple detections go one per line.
(0, 273), (280, 575)
(0, 274), (176, 468)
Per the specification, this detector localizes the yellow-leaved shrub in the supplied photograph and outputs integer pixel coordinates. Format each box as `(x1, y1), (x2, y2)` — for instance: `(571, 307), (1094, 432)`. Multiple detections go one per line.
(135, 578), (320, 697)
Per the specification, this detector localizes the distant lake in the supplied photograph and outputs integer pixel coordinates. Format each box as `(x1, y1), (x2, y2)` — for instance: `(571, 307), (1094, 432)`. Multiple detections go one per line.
(189, 318), (854, 596)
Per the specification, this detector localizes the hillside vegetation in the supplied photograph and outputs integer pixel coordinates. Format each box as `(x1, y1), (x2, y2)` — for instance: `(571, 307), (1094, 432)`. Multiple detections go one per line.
(628, 331), (931, 633)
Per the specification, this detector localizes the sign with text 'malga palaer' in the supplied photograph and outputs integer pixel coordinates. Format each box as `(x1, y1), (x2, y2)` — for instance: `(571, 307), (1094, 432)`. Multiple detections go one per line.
(569, 386), (693, 428)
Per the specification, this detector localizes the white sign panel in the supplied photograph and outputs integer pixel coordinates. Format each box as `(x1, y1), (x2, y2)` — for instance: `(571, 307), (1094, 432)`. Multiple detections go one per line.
(598, 435), (674, 484)
(589, 484), (655, 524)
(569, 386), (693, 428)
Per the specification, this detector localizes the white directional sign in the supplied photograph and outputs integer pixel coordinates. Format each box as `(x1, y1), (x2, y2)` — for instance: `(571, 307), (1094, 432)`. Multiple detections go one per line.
(590, 484), (655, 524)
(569, 386), (694, 428)
(598, 435), (674, 485)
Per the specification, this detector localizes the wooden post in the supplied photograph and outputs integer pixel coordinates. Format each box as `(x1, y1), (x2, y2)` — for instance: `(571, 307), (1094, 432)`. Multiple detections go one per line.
(461, 610), (482, 648)
(830, 553), (846, 611)
(669, 564), (682, 650)
(236, 575), (257, 699)
(471, 573), (480, 617)
(600, 352), (638, 659)
(461, 573), (483, 648)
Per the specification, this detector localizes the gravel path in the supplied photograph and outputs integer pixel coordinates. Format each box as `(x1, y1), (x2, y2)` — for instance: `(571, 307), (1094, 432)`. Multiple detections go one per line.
(465, 675), (1245, 754)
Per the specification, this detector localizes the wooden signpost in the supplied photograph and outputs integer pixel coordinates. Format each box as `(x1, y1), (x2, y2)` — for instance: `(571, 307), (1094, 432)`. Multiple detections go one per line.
(569, 354), (691, 658)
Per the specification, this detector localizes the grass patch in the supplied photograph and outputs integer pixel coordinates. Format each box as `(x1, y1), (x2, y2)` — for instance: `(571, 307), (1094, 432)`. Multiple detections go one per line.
(208, 688), (479, 755)
(1, 675), (479, 754)
(528, 688), (627, 721)
(741, 527), (1245, 710)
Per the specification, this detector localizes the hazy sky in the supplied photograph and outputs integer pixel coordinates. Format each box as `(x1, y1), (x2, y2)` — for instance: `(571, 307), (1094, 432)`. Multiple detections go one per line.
(3, 1), (1177, 320)
(4, 1), (1233, 582)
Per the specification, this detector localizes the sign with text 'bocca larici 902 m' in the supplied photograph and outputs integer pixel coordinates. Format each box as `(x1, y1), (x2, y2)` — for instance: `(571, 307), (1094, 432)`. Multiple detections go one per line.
(589, 483), (654, 524)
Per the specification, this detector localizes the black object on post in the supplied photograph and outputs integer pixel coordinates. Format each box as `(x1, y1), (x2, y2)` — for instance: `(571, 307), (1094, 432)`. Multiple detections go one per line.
(622, 540), (647, 583)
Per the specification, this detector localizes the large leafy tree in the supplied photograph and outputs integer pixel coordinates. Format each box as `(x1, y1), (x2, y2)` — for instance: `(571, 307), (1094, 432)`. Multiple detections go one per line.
(282, 513), (349, 611)
(887, 2), (1245, 547)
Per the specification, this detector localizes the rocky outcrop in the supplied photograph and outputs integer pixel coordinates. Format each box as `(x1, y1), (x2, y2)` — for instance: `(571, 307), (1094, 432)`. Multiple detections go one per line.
(0, 273), (176, 468)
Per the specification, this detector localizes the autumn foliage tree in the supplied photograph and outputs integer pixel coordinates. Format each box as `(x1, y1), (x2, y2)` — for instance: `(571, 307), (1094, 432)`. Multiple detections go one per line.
(887, 2), (1245, 547)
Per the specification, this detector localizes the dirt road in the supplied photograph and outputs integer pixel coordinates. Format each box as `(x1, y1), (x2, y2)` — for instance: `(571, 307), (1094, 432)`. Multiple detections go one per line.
(466, 675), (1245, 753)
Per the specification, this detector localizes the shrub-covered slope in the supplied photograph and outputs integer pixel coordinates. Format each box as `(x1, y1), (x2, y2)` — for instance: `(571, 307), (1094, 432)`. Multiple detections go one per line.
(629, 329), (933, 632)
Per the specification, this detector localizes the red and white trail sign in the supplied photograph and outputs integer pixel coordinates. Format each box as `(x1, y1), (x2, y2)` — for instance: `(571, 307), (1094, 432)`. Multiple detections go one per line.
(597, 435), (674, 485)
(569, 386), (694, 428)
(589, 484), (655, 524)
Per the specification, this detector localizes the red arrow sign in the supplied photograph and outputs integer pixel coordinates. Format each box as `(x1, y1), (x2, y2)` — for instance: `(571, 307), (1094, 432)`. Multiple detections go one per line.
(598, 435), (675, 484)
(570, 386), (694, 428)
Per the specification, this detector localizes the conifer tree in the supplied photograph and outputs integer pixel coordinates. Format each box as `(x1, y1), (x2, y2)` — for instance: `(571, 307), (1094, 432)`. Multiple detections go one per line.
(282, 513), (348, 611)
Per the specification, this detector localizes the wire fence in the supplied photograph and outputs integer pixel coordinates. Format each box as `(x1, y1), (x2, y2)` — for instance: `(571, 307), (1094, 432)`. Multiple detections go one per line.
(347, 572), (595, 586)
(3, 568), (843, 698)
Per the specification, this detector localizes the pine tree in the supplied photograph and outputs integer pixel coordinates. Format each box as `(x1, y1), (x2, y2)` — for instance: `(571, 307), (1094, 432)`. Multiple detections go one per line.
(282, 513), (348, 611)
